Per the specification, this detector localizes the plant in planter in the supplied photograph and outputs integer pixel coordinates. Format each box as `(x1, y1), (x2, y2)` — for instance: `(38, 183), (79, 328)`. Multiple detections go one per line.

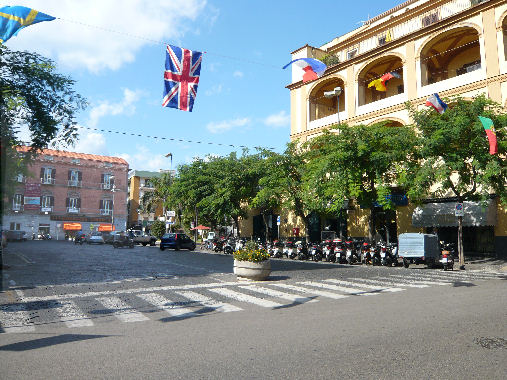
(233, 240), (271, 281)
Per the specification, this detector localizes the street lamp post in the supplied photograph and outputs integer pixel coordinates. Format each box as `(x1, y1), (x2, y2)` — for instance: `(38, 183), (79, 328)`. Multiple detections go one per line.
(110, 176), (117, 231)
(324, 86), (342, 125)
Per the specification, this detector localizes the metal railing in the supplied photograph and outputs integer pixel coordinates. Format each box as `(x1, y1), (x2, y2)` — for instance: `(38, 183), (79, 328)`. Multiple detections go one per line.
(102, 183), (112, 190)
(41, 177), (55, 185)
(12, 204), (23, 211)
(68, 180), (82, 187)
(40, 206), (53, 212)
(100, 209), (113, 215)
(67, 207), (80, 213)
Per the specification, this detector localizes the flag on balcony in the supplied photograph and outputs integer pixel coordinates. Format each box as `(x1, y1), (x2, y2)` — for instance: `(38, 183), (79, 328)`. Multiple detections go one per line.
(0, 6), (55, 44)
(425, 93), (448, 114)
(283, 58), (327, 83)
(478, 116), (498, 155)
(163, 44), (203, 112)
(381, 71), (401, 83)
(367, 78), (386, 92)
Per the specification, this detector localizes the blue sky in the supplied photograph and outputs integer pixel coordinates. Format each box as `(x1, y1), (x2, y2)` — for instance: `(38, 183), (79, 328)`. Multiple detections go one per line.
(10, 0), (403, 171)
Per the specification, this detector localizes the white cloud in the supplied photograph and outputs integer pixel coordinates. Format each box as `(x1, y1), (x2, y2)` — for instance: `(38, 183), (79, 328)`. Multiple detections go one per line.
(233, 70), (244, 78)
(206, 117), (250, 134)
(71, 128), (108, 155)
(9, 0), (208, 72)
(117, 146), (172, 171)
(264, 110), (290, 128)
(204, 84), (223, 96)
(88, 88), (143, 127)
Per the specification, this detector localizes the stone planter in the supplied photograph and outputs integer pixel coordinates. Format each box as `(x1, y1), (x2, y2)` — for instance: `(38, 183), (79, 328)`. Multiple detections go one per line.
(233, 259), (271, 281)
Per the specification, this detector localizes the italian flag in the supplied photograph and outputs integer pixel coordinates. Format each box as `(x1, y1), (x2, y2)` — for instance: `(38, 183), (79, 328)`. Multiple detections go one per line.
(478, 116), (498, 155)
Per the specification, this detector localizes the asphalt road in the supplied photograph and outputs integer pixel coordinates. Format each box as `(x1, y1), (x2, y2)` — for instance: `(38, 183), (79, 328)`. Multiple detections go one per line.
(1, 241), (506, 379)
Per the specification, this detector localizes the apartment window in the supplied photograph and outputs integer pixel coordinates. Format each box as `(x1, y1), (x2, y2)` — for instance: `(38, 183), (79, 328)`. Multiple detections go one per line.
(12, 193), (23, 211)
(100, 199), (113, 215)
(66, 197), (81, 213)
(68, 169), (82, 187)
(347, 48), (358, 60)
(101, 173), (115, 189)
(422, 11), (439, 27)
(44, 155), (54, 161)
(104, 162), (113, 168)
(71, 158), (80, 164)
(16, 173), (24, 183)
(40, 167), (56, 184)
(378, 30), (392, 46)
(10, 222), (21, 230)
(41, 195), (54, 209)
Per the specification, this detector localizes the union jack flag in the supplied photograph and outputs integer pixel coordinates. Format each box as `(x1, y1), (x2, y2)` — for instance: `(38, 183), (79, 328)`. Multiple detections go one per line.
(162, 44), (203, 112)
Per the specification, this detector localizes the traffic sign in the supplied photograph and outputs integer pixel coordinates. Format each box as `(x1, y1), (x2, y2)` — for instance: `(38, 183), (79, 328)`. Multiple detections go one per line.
(166, 210), (176, 217)
(455, 203), (464, 217)
(276, 216), (281, 225)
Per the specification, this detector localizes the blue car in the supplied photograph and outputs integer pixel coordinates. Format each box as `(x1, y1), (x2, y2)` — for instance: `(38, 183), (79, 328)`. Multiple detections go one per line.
(160, 233), (196, 251)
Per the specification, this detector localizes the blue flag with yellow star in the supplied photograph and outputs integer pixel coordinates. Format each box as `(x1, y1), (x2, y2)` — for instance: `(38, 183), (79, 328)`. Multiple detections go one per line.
(0, 6), (55, 44)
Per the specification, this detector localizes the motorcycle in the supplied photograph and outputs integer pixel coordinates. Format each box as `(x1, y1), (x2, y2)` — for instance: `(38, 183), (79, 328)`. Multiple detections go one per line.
(361, 241), (372, 264)
(309, 242), (323, 261)
(380, 242), (398, 266)
(333, 238), (346, 263)
(344, 239), (359, 264)
(272, 240), (284, 258)
(235, 238), (246, 252)
(284, 240), (297, 259)
(212, 239), (224, 252)
(322, 239), (335, 262)
(296, 241), (309, 260)
(371, 243), (382, 266)
(440, 242), (455, 271)
(223, 238), (235, 255)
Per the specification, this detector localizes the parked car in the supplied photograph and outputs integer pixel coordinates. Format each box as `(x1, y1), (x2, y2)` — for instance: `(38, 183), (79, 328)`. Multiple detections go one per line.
(112, 233), (134, 249)
(5, 230), (27, 242)
(86, 232), (105, 245)
(160, 233), (196, 251)
(128, 230), (157, 246)
(102, 231), (123, 244)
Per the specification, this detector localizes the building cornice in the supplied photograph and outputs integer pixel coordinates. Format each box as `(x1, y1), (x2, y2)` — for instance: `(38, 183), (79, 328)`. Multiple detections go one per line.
(286, 0), (501, 91)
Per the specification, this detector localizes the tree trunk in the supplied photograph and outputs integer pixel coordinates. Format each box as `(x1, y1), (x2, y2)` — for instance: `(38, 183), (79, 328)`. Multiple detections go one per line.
(261, 212), (270, 242)
(368, 208), (376, 243)
(304, 215), (311, 243)
(233, 216), (240, 237)
(458, 215), (465, 269)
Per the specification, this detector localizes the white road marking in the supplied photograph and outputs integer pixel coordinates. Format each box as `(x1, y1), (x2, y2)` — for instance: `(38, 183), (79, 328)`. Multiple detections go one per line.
(349, 278), (429, 288)
(299, 281), (379, 296)
(96, 297), (149, 323)
(323, 279), (404, 293)
(175, 291), (242, 313)
(385, 276), (451, 286)
(20, 281), (244, 303)
(54, 300), (94, 328)
(239, 285), (318, 304)
(0, 304), (36, 333)
(208, 288), (282, 308)
(137, 293), (197, 318)
(269, 283), (349, 300)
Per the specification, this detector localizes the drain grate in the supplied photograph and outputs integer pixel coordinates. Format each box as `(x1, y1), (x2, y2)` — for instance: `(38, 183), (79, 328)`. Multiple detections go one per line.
(474, 337), (507, 349)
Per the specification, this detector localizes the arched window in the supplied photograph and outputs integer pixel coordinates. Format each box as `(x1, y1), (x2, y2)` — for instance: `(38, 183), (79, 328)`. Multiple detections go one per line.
(308, 78), (345, 122)
(420, 27), (481, 86)
(358, 55), (404, 107)
(503, 17), (507, 61)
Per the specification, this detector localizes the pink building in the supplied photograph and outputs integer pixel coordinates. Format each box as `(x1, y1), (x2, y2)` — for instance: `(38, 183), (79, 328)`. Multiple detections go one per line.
(3, 147), (129, 239)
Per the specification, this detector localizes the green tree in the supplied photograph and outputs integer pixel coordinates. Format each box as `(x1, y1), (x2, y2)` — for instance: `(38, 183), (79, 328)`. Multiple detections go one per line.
(0, 46), (86, 214)
(305, 123), (417, 240)
(406, 95), (506, 267)
(150, 220), (166, 239)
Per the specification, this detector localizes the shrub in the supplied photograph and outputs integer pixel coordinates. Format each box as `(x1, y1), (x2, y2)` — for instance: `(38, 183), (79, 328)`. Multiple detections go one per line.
(233, 240), (270, 262)
(150, 220), (166, 239)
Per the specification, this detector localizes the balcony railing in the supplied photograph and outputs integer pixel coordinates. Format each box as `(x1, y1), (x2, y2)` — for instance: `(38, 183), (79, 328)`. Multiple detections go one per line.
(68, 180), (82, 187)
(40, 206), (53, 213)
(12, 204), (23, 211)
(336, 0), (490, 62)
(67, 207), (80, 213)
(102, 183), (112, 190)
(100, 209), (113, 215)
(41, 178), (55, 185)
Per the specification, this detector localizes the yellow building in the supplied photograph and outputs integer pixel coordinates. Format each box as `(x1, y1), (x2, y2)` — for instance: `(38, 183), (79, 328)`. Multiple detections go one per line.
(127, 170), (165, 229)
(281, 0), (506, 255)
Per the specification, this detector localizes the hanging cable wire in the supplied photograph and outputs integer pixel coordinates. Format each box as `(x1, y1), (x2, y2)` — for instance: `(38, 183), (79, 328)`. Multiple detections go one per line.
(56, 17), (280, 69)
(76, 125), (276, 151)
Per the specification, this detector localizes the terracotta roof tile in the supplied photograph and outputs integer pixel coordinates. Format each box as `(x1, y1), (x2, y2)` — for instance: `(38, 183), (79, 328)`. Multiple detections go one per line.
(16, 146), (129, 165)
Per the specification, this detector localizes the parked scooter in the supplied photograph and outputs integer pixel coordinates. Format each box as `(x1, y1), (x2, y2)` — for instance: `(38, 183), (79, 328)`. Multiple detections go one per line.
(212, 239), (224, 252)
(309, 242), (323, 261)
(333, 238), (346, 263)
(322, 239), (335, 262)
(361, 241), (372, 264)
(296, 241), (309, 260)
(223, 238), (235, 255)
(440, 241), (455, 271)
(272, 240), (284, 258)
(344, 239), (359, 264)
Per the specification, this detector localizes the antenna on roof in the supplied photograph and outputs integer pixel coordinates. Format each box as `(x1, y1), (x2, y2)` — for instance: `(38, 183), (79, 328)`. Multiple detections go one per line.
(357, 13), (371, 25)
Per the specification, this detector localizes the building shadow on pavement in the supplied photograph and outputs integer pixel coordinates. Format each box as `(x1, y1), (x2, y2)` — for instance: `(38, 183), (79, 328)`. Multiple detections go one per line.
(0, 333), (112, 351)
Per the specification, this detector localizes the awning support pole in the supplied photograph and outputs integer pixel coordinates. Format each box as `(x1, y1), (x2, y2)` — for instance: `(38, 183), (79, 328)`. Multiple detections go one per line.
(458, 215), (465, 270)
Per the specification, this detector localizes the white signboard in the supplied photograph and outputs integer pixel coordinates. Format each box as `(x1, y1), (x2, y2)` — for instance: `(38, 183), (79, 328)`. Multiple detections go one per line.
(276, 215), (281, 226)
(455, 203), (464, 217)
(166, 210), (176, 217)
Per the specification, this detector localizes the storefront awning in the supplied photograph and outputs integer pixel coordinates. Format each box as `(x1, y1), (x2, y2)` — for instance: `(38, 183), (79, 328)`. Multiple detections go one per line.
(98, 224), (115, 232)
(412, 199), (496, 227)
(63, 223), (82, 231)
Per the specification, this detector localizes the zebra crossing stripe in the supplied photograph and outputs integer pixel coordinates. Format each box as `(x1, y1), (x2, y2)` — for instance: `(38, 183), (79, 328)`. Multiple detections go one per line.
(323, 279), (404, 292)
(299, 281), (379, 296)
(0, 304), (36, 333)
(385, 276), (451, 286)
(239, 285), (318, 304)
(137, 293), (197, 318)
(208, 288), (282, 308)
(54, 300), (94, 328)
(96, 296), (149, 322)
(269, 283), (349, 300)
(349, 278), (429, 288)
(175, 291), (242, 313)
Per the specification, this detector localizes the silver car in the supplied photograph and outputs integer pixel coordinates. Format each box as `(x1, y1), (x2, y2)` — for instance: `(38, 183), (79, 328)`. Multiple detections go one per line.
(86, 232), (105, 245)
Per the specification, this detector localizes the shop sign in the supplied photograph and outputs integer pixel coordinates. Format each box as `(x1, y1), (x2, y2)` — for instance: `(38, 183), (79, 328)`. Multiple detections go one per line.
(455, 203), (464, 217)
